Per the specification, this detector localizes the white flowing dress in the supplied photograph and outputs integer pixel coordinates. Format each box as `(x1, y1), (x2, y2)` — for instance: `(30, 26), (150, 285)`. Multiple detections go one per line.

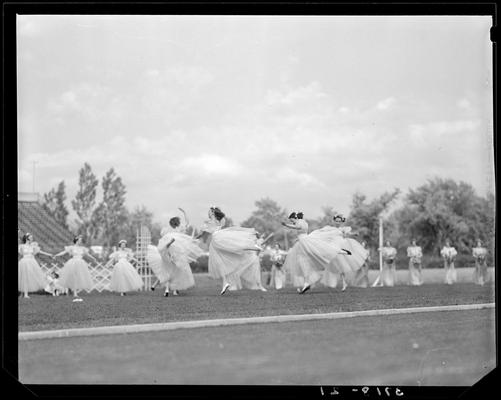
(283, 220), (348, 288)
(18, 243), (48, 293)
(440, 246), (458, 284)
(58, 245), (94, 292)
(157, 226), (204, 291)
(380, 246), (397, 287)
(109, 249), (144, 292)
(205, 217), (263, 290)
(407, 246), (423, 286)
(472, 246), (488, 285)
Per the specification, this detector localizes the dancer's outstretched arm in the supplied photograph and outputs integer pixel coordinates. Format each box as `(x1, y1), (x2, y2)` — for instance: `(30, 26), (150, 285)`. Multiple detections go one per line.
(281, 222), (301, 230)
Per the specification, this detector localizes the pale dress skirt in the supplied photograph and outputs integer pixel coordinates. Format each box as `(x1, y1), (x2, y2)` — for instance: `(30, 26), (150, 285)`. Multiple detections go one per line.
(381, 260), (396, 287)
(444, 261), (457, 284)
(208, 226), (258, 280)
(160, 232), (204, 290)
(283, 233), (344, 288)
(110, 259), (144, 292)
(18, 256), (48, 293)
(409, 260), (423, 286)
(58, 257), (94, 292)
(147, 245), (170, 285)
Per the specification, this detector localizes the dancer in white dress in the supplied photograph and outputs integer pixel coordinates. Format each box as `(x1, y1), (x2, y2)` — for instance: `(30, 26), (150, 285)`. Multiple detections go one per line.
(472, 240), (488, 286)
(54, 235), (97, 302)
(156, 208), (205, 296)
(282, 212), (352, 294)
(407, 239), (423, 286)
(317, 214), (369, 291)
(147, 230), (176, 297)
(440, 239), (457, 285)
(201, 207), (263, 295)
(352, 241), (370, 288)
(379, 241), (397, 287)
(18, 233), (54, 298)
(269, 243), (287, 289)
(106, 240), (143, 296)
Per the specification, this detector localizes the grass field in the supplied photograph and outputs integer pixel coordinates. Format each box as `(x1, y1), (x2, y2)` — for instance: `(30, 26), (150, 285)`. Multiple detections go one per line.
(18, 272), (494, 332)
(19, 308), (495, 385)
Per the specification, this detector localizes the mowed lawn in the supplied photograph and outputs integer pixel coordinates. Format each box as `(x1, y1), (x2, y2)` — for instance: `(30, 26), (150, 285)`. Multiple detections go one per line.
(18, 269), (494, 332)
(19, 308), (495, 385)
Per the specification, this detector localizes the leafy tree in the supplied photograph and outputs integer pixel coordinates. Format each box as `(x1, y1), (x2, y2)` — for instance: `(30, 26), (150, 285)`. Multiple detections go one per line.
(241, 197), (296, 249)
(42, 181), (69, 229)
(92, 168), (129, 247)
(391, 178), (495, 255)
(123, 205), (162, 247)
(71, 163), (99, 240)
(348, 189), (400, 247)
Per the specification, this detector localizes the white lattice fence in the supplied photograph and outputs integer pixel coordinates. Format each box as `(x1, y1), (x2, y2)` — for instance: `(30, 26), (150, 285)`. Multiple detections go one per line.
(39, 261), (112, 293)
(136, 224), (154, 291)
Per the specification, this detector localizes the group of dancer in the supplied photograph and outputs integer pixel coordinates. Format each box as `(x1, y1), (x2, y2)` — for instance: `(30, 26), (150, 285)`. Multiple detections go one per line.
(18, 233), (144, 301)
(374, 238), (490, 287)
(18, 206), (491, 300)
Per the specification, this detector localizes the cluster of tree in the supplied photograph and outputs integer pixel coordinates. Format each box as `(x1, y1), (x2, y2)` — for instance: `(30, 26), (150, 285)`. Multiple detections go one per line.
(241, 178), (494, 259)
(42, 163), (162, 252)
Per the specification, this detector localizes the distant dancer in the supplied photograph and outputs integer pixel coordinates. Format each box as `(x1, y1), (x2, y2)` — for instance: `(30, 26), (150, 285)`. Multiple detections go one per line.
(106, 240), (143, 296)
(407, 239), (423, 286)
(379, 240), (397, 287)
(440, 239), (458, 285)
(18, 233), (54, 299)
(55, 235), (98, 302)
(472, 240), (488, 286)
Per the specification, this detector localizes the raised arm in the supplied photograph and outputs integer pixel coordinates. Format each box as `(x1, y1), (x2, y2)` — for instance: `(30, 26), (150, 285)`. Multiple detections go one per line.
(178, 207), (190, 230)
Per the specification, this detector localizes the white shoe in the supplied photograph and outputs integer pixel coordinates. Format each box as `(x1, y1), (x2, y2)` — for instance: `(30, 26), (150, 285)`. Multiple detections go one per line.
(299, 284), (311, 294)
(72, 298), (83, 302)
(259, 287), (267, 292)
(342, 282), (348, 291)
(220, 283), (230, 295)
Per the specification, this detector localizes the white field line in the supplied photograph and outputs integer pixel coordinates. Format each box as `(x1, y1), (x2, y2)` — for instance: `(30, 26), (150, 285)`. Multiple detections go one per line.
(19, 303), (495, 341)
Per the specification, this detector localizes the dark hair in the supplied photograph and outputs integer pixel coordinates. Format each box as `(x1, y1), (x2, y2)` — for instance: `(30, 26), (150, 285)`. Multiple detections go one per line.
(73, 235), (82, 244)
(333, 215), (346, 223)
(118, 240), (127, 246)
(22, 233), (31, 243)
(52, 271), (60, 279)
(296, 212), (304, 219)
(212, 207), (225, 221)
(169, 217), (181, 228)
(288, 212), (297, 219)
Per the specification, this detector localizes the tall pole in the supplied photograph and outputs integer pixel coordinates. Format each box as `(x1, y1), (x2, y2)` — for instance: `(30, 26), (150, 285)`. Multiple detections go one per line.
(372, 216), (384, 287)
(379, 216), (383, 274)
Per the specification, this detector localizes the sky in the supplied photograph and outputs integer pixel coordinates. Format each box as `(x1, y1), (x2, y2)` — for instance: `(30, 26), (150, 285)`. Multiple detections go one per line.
(17, 15), (495, 229)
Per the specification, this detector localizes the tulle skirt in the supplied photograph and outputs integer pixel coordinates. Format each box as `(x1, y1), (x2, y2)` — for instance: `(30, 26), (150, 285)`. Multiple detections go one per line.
(444, 262), (457, 284)
(409, 260), (423, 286)
(18, 256), (47, 293)
(58, 257), (93, 291)
(283, 232), (344, 288)
(473, 261), (489, 285)
(228, 254), (264, 290)
(159, 232), (204, 290)
(208, 226), (258, 280)
(381, 261), (396, 287)
(110, 259), (143, 292)
(147, 245), (170, 285)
